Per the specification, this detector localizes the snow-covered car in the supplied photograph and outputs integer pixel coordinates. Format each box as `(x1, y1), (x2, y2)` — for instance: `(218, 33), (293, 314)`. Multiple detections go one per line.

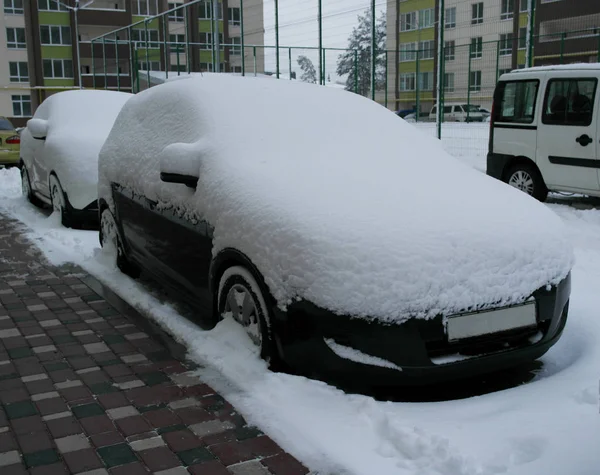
(98, 74), (573, 386)
(20, 90), (132, 228)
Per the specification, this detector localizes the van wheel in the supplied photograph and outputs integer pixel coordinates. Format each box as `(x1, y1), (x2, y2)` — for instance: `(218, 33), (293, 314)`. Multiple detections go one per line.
(99, 208), (140, 278)
(505, 164), (548, 202)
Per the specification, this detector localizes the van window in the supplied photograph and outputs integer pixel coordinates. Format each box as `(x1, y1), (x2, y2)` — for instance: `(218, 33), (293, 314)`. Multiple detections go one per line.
(542, 78), (597, 126)
(454, 106), (463, 113)
(431, 106), (437, 114)
(495, 80), (538, 124)
(443, 106), (452, 113)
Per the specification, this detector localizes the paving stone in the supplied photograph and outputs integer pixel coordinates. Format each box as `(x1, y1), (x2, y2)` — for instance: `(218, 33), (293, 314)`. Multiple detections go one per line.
(190, 420), (236, 438)
(97, 442), (138, 468)
(62, 448), (104, 473)
(115, 415), (152, 437)
(175, 407), (213, 425)
(46, 417), (83, 438)
(80, 415), (115, 436)
(72, 403), (105, 419)
(44, 362), (69, 372)
(229, 461), (272, 475)
(187, 460), (230, 475)
(26, 378), (57, 394)
(55, 379), (83, 389)
(23, 449), (60, 468)
(0, 450), (21, 467)
(106, 406), (139, 420)
(114, 380), (144, 390)
(120, 354), (147, 364)
(210, 441), (255, 467)
(0, 431), (18, 451)
(55, 434), (91, 454)
(139, 446), (181, 472)
(0, 387), (29, 404)
(59, 385), (92, 404)
(17, 431), (54, 453)
(154, 468), (188, 475)
(40, 320), (61, 328)
(7, 347), (33, 359)
(176, 446), (215, 466)
(0, 329), (21, 339)
(31, 391), (60, 401)
(108, 462), (148, 475)
(35, 397), (68, 416)
(41, 411), (72, 421)
(33, 345), (57, 354)
(90, 431), (124, 448)
(129, 436), (165, 451)
(84, 343), (110, 354)
(157, 424), (188, 436)
(4, 400), (37, 420)
(29, 461), (69, 474)
(261, 454), (309, 475)
(168, 398), (199, 410)
(10, 415), (45, 435)
(139, 371), (170, 387)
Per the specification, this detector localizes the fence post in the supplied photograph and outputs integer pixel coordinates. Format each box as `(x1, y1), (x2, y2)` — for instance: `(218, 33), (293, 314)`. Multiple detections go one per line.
(597, 33), (600, 62)
(253, 45), (256, 76)
(128, 27), (134, 91)
(322, 48), (326, 84)
(384, 50), (388, 108)
(162, 14), (168, 80)
(210, 2), (215, 71)
(560, 32), (565, 64)
(144, 20), (150, 88)
(495, 40), (500, 82)
(288, 47), (292, 79)
(318, 0), (322, 85)
(415, 49), (420, 123)
(467, 42), (472, 122)
(354, 49), (358, 94)
(240, 0), (245, 75)
(436, 0), (445, 140)
(102, 36), (107, 90)
(370, 0), (376, 100)
(176, 44), (181, 75)
(115, 34), (121, 91)
(91, 39), (96, 89)
(134, 48), (140, 93)
(527, 0), (535, 67)
(184, 7), (190, 74)
(275, 0), (279, 78)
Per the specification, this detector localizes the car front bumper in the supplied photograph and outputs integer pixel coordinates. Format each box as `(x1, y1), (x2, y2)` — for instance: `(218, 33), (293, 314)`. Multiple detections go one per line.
(271, 273), (571, 387)
(486, 152), (512, 181)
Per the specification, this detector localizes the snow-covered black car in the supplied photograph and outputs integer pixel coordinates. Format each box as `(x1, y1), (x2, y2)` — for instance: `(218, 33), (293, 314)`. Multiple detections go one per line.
(97, 74), (572, 386)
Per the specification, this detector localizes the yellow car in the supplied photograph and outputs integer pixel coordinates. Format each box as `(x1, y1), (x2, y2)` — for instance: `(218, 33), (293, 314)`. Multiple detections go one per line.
(0, 116), (21, 168)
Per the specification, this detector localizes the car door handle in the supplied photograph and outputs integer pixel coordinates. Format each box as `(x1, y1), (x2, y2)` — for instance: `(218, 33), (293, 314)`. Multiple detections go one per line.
(576, 134), (593, 146)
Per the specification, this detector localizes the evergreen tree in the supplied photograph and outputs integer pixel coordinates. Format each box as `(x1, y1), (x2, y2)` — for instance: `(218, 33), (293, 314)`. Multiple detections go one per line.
(336, 9), (386, 96)
(297, 55), (317, 84)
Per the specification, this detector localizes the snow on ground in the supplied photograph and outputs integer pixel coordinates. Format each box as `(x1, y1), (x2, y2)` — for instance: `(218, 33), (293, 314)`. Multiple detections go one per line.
(0, 123), (599, 475)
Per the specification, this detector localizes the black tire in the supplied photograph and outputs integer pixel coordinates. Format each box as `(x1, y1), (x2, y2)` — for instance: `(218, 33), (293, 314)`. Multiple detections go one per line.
(99, 208), (141, 278)
(49, 175), (75, 228)
(505, 163), (548, 202)
(20, 165), (44, 208)
(217, 266), (275, 362)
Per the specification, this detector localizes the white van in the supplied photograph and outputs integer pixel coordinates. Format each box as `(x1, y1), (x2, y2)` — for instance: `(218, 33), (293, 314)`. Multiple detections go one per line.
(487, 64), (599, 201)
(429, 102), (485, 122)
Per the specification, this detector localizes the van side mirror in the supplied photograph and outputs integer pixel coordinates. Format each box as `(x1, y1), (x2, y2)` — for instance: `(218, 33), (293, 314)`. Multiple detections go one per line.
(27, 118), (48, 140)
(159, 145), (201, 189)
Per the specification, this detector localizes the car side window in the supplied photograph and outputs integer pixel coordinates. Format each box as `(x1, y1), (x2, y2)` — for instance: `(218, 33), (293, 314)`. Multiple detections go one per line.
(454, 106), (462, 113)
(443, 106), (452, 113)
(431, 106), (437, 115)
(542, 78), (597, 126)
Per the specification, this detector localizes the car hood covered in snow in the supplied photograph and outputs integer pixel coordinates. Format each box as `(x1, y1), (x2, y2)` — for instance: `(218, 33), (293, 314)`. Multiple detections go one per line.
(99, 74), (573, 323)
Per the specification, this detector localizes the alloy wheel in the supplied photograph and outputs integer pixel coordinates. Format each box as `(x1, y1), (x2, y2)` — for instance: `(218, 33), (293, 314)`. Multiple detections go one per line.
(508, 170), (534, 196)
(224, 283), (262, 347)
(21, 168), (31, 198)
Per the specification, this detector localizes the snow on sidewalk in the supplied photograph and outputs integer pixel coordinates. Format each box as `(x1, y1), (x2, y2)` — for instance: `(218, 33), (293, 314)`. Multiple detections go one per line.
(0, 164), (598, 475)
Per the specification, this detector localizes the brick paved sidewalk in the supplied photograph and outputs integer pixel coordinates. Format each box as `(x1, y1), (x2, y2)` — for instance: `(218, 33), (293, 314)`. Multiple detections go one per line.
(0, 214), (309, 475)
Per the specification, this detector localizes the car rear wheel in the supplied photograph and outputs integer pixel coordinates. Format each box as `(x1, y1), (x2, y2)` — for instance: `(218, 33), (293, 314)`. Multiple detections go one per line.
(99, 208), (140, 278)
(506, 164), (548, 202)
(49, 175), (75, 228)
(218, 266), (274, 361)
(21, 165), (42, 207)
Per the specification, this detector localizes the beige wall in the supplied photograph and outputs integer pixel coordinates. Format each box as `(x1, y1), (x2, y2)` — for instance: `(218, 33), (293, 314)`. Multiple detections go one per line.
(0, 11), (30, 121)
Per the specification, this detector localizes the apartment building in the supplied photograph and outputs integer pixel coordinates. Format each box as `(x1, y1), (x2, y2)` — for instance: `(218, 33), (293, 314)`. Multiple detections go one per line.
(534, 0), (600, 66)
(386, 0), (532, 112)
(0, 0), (264, 124)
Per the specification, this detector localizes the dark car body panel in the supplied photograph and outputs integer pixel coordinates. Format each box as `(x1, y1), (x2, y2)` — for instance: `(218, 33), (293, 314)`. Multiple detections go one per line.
(108, 182), (572, 386)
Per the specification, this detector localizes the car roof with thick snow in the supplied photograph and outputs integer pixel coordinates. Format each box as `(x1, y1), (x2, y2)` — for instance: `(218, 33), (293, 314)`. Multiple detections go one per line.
(99, 74), (572, 322)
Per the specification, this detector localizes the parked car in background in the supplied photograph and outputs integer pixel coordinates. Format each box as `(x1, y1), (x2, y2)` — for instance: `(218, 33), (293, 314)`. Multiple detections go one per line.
(20, 90), (132, 228)
(429, 103), (485, 122)
(98, 74), (572, 387)
(395, 108), (415, 118)
(488, 64), (600, 202)
(0, 117), (21, 169)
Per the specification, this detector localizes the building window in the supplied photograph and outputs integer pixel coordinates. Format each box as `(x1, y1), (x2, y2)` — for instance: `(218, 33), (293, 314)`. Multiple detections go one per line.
(198, 1), (222, 20)
(132, 0), (158, 16)
(37, 0), (67, 11)
(139, 61), (160, 71)
(470, 37), (483, 59)
(6, 27), (26, 48)
(499, 68), (512, 77)
(400, 11), (416, 32)
(520, 0), (529, 12)
(131, 29), (159, 48)
(4, 0), (23, 14)
(501, 0), (514, 20)
(232, 66), (242, 73)
(167, 3), (184, 21)
(500, 33), (512, 56)
(400, 43), (416, 62)
(40, 25), (71, 45)
(472, 3), (483, 24)
(43, 59), (73, 78)
(444, 73), (455, 92)
(12, 95), (31, 117)
(170, 64), (186, 72)
(470, 71), (482, 91)
(200, 62), (213, 72)
(444, 40), (455, 60)
(169, 34), (185, 44)
(9, 62), (28, 82)
(230, 36), (241, 55)
(519, 27), (527, 49)
(418, 8), (434, 29)
(400, 73), (415, 91)
(418, 72), (433, 91)
(419, 40), (434, 60)
(445, 7), (456, 28)
(199, 32), (212, 49)
(228, 7), (241, 26)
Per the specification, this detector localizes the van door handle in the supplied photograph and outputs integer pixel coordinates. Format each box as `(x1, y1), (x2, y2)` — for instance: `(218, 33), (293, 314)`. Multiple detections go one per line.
(576, 134), (593, 146)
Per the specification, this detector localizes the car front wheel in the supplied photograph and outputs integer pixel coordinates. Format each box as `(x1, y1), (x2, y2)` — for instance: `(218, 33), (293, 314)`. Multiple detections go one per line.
(49, 175), (75, 227)
(218, 266), (274, 361)
(99, 208), (140, 278)
(506, 164), (548, 202)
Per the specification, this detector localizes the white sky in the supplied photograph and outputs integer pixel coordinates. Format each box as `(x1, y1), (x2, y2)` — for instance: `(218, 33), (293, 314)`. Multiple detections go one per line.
(261, 0), (386, 81)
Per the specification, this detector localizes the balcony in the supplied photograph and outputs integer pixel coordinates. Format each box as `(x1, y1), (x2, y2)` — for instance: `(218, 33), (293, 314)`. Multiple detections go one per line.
(79, 41), (131, 59)
(81, 74), (132, 90)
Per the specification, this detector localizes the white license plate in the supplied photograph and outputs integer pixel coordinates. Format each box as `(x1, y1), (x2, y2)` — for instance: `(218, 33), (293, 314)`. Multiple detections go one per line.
(446, 302), (537, 342)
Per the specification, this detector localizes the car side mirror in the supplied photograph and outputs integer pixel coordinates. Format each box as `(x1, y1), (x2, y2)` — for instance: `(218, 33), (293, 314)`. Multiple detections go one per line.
(27, 118), (48, 140)
(159, 145), (201, 189)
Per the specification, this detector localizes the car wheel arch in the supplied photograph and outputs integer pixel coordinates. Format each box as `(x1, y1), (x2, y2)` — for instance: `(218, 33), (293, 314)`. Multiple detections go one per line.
(501, 156), (543, 182)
